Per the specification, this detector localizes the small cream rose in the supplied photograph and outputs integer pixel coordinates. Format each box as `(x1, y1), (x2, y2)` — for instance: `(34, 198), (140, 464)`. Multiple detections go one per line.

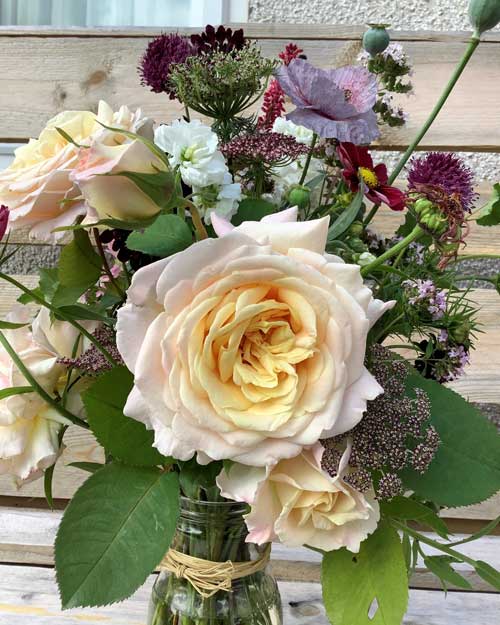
(0, 306), (95, 482)
(218, 443), (379, 552)
(117, 210), (393, 466)
(0, 101), (150, 241)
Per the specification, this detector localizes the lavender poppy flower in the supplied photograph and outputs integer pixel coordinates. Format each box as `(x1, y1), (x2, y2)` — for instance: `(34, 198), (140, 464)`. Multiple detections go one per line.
(276, 59), (379, 143)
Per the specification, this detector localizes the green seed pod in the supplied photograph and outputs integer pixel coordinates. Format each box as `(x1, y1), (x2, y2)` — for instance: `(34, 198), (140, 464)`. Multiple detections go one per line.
(362, 24), (391, 56)
(287, 185), (310, 209)
(356, 251), (377, 267)
(348, 221), (364, 237)
(469, 0), (500, 35)
(414, 198), (434, 215)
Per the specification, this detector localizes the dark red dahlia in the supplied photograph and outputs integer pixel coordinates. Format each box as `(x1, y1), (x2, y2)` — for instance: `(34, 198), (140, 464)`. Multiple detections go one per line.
(191, 24), (246, 54)
(138, 33), (195, 98)
(338, 142), (406, 211)
(408, 152), (476, 212)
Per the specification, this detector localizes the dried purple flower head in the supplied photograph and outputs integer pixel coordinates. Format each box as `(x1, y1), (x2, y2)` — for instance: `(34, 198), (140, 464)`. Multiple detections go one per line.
(58, 326), (123, 376)
(221, 132), (309, 166)
(0, 205), (9, 242)
(276, 59), (379, 143)
(191, 24), (246, 54)
(139, 33), (195, 98)
(408, 152), (476, 212)
(321, 344), (440, 501)
(403, 278), (447, 321)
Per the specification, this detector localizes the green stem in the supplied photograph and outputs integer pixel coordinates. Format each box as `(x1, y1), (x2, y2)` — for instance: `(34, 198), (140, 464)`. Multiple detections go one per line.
(0, 331), (88, 429)
(299, 133), (318, 185)
(184, 200), (208, 240)
(93, 228), (126, 299)
(0, 271), (118, 366)
(372, 312), (405, 343)
(361, 225), (424, 277)
(388, 37), (480, 185)
(363, 203), (380, 227)
(392, 520), (479, 569)
(451, 254), (500, 262)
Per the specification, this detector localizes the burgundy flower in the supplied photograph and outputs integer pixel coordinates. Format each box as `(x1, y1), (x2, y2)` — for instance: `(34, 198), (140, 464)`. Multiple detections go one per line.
(276, 59), (379, 143)
(191, 25), (246, 54)
(0, 205), (9, 241)
(279, 43), (304, 65)
(408, 152), (476, 212)
(338, 143), (406, 211)
(139, 33), (195, 98)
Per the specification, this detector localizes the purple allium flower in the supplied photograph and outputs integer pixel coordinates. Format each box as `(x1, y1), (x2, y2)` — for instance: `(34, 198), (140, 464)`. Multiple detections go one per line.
(139, 33), (195, 98)
(191, 24), (246, 54)
(275, 59), (379, 143)
(408, 152), (476, 212)
(221, 132), (309, 165)
(0, 205), (9, 242)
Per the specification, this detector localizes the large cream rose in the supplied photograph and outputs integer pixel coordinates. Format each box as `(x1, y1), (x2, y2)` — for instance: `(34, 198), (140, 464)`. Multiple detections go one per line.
(0, 101), (149, 241)
(0, 306), (93, 481)
(217, 442), (379, 552)
(116, 209), (393, 466)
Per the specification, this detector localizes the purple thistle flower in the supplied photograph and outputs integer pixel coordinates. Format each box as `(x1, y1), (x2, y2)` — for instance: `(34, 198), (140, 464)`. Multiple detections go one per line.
(408, 152), (476, 211)
(275, 59), (380, 143)
(139, 33), (195, 98)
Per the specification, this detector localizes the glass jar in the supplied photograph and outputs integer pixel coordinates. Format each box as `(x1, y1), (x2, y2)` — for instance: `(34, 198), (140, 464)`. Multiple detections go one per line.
(148, 497), (283, 625)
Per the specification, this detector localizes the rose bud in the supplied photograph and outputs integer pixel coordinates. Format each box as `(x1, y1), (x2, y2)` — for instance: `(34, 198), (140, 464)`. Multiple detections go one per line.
(0, 205), (9, 241)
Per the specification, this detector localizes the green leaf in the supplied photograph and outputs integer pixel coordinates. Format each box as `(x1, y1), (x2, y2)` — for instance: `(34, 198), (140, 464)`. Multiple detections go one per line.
(381, 497), (449, 539)
(0, 386), (33, 400)
(322, 521), (408, 625)
(83, 366), (166, 467)
(179, 458), (223, 500)
(55, 463), (179, 608)
(44, 464), (56, 509)
(424, 555), (472, 590)
(448, 515), (500, 547)
(476, 183), (500, 226)
(126, 214), (192, 258)
(39, 268), (60, 301)
(474, 560), (500, 591)
(56, 304), (113, 324)
(327, 188), (364, 241)
(232, 198), (276, 226)
(112, 170), (175, 210)
(68, 462), (103, 474)
(55, 126), (86, 148)
(96, 121), (170, 166)
(401, 372), (500, 507)
(53, 230), (102, 306)
(0, 320), (29, 329)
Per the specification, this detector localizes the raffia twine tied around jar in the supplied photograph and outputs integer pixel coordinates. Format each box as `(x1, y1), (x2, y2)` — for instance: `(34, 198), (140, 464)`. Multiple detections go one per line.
(159, 544), (272, 598)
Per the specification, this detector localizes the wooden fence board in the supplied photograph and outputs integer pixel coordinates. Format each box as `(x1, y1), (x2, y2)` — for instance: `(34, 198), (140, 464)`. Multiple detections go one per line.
(0, 564), (499, 625)
(0, 27), (499, 151)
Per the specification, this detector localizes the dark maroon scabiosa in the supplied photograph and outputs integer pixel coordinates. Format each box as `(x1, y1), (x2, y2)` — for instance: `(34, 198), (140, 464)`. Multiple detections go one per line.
(338, 142), (407, 211)
(191, 24), (246, 54)
(0, 205), (9, 241)
(408, 152), (476, 212)
(321, 345), (440, 501)
(138, 33), (195, 98)
(222, 132), (310, 166)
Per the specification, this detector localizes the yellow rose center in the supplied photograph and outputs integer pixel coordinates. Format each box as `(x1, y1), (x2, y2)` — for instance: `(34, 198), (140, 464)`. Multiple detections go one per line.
(359, 167), (379, 189)
(197, 283), (318, 430)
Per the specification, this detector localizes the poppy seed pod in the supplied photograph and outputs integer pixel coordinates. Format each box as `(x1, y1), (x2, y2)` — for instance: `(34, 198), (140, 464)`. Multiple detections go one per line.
(287, 185), (311, 209)
(362, 24), (391, 56)
(469, 0), (500, 35)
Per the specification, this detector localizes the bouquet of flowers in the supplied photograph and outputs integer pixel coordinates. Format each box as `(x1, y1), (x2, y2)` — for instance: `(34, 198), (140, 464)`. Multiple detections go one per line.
(1, 3), (500, 624)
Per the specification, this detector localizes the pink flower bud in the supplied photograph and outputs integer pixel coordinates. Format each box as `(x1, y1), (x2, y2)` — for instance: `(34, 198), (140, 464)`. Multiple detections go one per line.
(0, 205), (9, 242)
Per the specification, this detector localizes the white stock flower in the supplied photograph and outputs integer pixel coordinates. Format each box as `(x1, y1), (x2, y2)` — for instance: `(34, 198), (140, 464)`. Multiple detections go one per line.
(272, 117), (315, 146)
(193, 172), (242, 225)
(154, 119), (228, 188)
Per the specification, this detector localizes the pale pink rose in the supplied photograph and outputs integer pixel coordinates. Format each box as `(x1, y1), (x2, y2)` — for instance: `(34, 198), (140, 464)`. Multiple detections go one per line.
(116, 212), (393, 466)
(218, 442), (380, 552)
(0, 101), (150, 242)
(0, 306), (95, 482)
(71, 138), (166, 222)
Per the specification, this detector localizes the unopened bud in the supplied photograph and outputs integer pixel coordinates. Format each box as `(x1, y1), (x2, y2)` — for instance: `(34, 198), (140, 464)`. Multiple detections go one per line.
(469, 0), (500, 36)
(363, 24), (391, 56)
(348, 221), (364, 237)
(356, 251), (377, 267)
(287, 185), (310, 209)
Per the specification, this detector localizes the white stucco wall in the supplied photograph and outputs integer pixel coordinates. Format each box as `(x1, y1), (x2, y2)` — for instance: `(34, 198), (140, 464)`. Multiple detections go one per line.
(248, 0), (500, 182)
